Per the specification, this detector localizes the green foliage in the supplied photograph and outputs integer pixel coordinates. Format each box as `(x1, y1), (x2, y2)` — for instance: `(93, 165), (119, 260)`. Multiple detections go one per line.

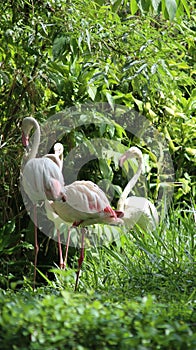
(103, 0), (191, 19)
(1, 209), (195, 349)
(81, 208), (195, 298)
(0, 289), (195, 349)
(0, 4), (195, 346)
(1, 1), (195, 217)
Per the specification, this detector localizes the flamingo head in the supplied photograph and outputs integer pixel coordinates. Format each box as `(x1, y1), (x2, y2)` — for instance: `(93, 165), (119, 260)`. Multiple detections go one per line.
(119, 146), (143, 168)
(54, 143), (64, 157)
(21, 117), (34, 147)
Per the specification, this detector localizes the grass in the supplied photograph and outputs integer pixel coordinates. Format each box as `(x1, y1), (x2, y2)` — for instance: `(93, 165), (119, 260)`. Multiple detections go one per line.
(0, 208), (195, 349)
(80, 208), (195, 300)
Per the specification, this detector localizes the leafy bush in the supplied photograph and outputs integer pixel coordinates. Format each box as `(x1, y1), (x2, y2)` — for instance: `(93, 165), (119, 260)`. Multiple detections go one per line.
(0, 290), (195, 350)
(0, 209), (195, 349)
(1, 0), (195, 230)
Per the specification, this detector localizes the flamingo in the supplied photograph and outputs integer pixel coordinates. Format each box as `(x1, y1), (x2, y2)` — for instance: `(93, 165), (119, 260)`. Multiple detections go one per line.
(44, 143), (64, 171)
(117, 147), (159, 231)
(46, 180), (124, 290)
(44, 142), (66, 268)
(21, 117), (66, 288)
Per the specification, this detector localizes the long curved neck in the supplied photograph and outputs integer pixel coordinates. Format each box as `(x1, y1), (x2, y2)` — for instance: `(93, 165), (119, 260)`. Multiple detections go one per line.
(44, 143), (64, 170)
(54, 148), (63, 171)
(117, 155), (143, 211)
(59, 153), (63, 171)
(29, 118), (40, 159)
(58, 155), (63, 172)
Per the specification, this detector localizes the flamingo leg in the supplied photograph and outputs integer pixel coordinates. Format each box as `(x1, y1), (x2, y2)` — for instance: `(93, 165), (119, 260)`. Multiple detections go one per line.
(63, 227), (71, 268)
(33, 204), (39, 290)
(74, 227), (85, 291)
(57, 229), (64, 269)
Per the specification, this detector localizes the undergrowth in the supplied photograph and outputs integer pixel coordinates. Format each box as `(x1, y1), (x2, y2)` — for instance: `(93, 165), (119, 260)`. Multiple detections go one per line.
(0, 209), (195, 349)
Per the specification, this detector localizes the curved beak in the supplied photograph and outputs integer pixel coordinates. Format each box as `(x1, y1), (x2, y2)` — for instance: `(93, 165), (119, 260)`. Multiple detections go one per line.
(119, 154), (127, 168)
(22, 132), (30, 152)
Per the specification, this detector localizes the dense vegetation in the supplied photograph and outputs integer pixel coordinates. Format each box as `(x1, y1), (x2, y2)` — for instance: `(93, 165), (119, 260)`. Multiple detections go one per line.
(0, 0), (195, 349)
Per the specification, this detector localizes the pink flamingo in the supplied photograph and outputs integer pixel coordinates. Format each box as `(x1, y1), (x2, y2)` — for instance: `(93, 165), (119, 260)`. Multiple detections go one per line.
(21, 117), (66, 288)
(46, 180), (124, 290)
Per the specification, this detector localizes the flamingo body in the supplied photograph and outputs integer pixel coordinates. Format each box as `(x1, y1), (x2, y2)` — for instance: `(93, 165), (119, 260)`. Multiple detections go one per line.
(122, 196), (159, 231)
(46, 179), (124, 290)
(22, 157), (65, 203)
(48, 180), (124, 226)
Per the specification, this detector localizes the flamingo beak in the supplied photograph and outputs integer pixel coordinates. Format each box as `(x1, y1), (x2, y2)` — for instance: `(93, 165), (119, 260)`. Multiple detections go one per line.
(22, 132), (29, 146)
(22, 132), (30, 152)
(119, 154), (127, 168)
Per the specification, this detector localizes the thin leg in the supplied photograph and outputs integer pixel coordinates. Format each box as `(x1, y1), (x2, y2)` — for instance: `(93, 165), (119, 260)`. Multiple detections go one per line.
(57, 229), (64, 269)
(74, 228), (85, 291)
(63, 227), (71, 268)
(33, 204), (39, 290)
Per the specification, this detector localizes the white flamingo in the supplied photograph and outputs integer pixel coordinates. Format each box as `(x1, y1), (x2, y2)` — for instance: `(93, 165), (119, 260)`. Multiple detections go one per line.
(21, 117), (66, 287)
(44, 143), (64, 171)
(117, 146), (159, 231)
(44, 142), (66, 268)
(46, 180), (124, 290)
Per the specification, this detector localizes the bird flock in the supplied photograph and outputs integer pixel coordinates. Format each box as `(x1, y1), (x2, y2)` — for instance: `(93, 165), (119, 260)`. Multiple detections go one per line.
(21, 117), (159, 290)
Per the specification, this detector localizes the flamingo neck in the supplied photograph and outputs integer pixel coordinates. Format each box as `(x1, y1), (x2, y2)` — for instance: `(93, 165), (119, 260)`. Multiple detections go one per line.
(117, 156), (143, 211)
(29, 118), (40, 159)
(54, 150), (63, 171)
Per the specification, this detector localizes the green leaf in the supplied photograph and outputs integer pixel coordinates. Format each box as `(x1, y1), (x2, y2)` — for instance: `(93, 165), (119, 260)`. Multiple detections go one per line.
(105, 91), (114, 110)
(140, 0), (151, 12)
(36, 268), (54, 287)
(86, 29), (91, 52)
(165, 0), (177, 20)
(123, 59), (145, 71)
(151, 0), (161, 12)
(112, 0), (122, 13)
(52, 36), (67, 59)
(87, 84), (97, 100)
(99, 159), (113, 180)
(130, 0), (138, 15)
(179, 0), (190, 18)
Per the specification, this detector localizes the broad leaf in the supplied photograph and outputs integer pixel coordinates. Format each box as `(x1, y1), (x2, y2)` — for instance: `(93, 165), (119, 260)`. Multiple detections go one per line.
(165, 0), (177, 20)
(130, 0), (138, 15)
(151, 0), (161, 12)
